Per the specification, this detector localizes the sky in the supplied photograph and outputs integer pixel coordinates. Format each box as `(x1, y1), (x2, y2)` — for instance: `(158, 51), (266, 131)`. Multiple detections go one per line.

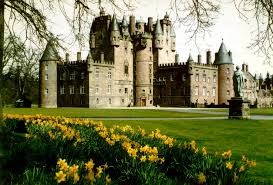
(49, 0), (273, 77)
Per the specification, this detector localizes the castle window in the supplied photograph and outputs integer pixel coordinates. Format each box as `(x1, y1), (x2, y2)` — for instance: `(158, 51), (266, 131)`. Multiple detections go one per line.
(45, 74), (48, 80)
(150, 47), (152, 52)
(207, 91), (210, 96)
(212, 87), (216, 97)
(125, 88), (128, 94)
(202, 87), (206, 96)
(121, 99), (124, 103)
(182, 74), (186, 81)
(45, 89), (48, 95)
(170, 74), (173, 81)
(96, 98), (99, 104)
(108, 85), (111, 94)
(150, 78), (152, 83)
(149, 64), (152, 74)
(150, 89), (152, 94)
(158, 77), (161, 82)
(227, 68), (230, 74)
(60, 72), (65, 80)
(195, 74), (199, 82)
(69, 85), (74, 94)
(124, 65), (129, 75)
(227, 90), (230, 95)
(166, 50), (169, 56)
(119, 89), (122, 93)
(81, 72), (85, 79)
(45, 64), (48, 70)
(166, 39), (168, 45)
(125, 47), (128, 53)
(207, 77), (210, 83)
(70, 71), (75, 80)
(163, 77), (166, 81)
(213, 75), (216, 82)
(227, 77), (230, 84)
(150, 56), (152, 61)
(195, 86), (199, 96)
(203, 74), (206, 82)
(95, 70), (99, 79)
(95, 85), (99, 94)
(142, 89), (145, 93)
(60, 86), (65, 94)
(108, 71), (112, 80)
(109, 98), (112, 104)
(80, 85), (85, 94)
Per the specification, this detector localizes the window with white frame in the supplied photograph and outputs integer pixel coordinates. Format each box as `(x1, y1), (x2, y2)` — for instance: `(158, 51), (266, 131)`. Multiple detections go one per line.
(107, 85), (111, 94)
(95, 85), (99, 94)
(108, 71), (112, 80)
(203, 87), (206, 96)
(203, 74), (206, 82)
(212, 87), (216, 97)
(170, 74), (174, 81)
(213, 75), (216, 82)
(207, 77), (210, 83)
(81, 72), (85, 79)
(80, 85), (85, 94)
(45, 74), (48, 80)
(182, 74), (186, 81)
(95, 69), (99, 79)
(45, 64), (48, 70)
(70, 71), (75, 80)
(195, 86), (199, 95)
(69, 85), (74, 94)
(195, 74), (199, 82)
(45, 89), (48, 95)
(60, 86), (65, 94)
(125, 88), (128, 94)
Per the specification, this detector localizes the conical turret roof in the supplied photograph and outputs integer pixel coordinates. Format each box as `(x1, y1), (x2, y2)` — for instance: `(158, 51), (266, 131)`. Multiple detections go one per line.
(154, 18), (163, 35)
(40, 40), (60, 61)
(111, 14), (119, 31)
(121, 15), (128, 27)
(214, 40), (233, 65)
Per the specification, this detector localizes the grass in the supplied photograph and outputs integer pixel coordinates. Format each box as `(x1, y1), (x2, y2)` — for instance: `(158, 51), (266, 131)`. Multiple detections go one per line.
(3, 108), (219, 118)
(193, 108), (273, 115)
(102, 119), (273, 182)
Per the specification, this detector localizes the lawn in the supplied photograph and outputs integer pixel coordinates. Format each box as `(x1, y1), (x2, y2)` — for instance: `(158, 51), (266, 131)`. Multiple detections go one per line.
(193, 108), (273, 115)
(102, 119), (273, 182)
(3, 108), (219, 118)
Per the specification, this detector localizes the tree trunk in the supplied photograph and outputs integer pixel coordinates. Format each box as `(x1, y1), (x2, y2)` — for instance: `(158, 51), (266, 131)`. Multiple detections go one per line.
(0, 0), (4, 122)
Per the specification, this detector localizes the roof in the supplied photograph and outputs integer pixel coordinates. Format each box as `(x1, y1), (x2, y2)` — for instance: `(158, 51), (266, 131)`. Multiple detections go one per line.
(121, 15), (128, 27)
(154, 18), (163, 35)
(214, 41), (233, 65)
(111, 14), (119, 31)
(40, 40), (60, 61)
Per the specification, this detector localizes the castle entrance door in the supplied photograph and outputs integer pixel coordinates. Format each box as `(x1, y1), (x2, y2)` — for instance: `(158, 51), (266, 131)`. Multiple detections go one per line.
(141, 98), (146, 106)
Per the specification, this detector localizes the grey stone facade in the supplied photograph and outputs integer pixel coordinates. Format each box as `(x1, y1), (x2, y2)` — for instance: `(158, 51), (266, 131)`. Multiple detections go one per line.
(39, 10), (270, 108)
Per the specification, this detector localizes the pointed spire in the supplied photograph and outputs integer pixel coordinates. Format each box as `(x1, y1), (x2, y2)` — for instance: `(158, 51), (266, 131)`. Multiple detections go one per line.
(111, 14), (119, 31)
(170, 26), (176, 37)
(214, 39), (233, 65)
(121, 15), (128, 27)
(187, 53), (194, 62)
(40, 40), (59, 61)
(218, 39), (228, 54)
(155, 18), (163, 35)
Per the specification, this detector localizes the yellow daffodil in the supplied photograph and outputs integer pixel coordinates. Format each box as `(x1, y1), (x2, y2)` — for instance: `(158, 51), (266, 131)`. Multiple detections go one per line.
(226, 161), (233, 170)
(202, 147), (207, 156)
(73, 173), (80, 184)
(55, 170), (66, 183)
(197, 172), (206, 184)
(239, 165), (245, 172)
(85, 159), (95, 171)
(106, 175), (111, 184)
(140, 155), (147, 162)
(222, 150), (232, 159)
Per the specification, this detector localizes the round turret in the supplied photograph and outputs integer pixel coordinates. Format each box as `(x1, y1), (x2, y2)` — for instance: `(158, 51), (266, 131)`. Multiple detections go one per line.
(154, 18), (164, 49)
(110, 14), (120, 46)
(39, 40), (59, 108)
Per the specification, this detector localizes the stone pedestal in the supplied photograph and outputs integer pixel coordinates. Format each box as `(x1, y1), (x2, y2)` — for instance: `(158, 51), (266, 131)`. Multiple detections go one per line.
(228, 97), (250, 119)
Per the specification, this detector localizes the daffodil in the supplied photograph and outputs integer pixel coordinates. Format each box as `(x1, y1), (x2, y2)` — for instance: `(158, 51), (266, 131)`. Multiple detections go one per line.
(55, 170), (66, 183)
(106, 175), (111, 184)
(226, 161), (233, 170)
(85, 159), (95, 171)
(197, 172), (206, 184)
(140, 155), (147, 162)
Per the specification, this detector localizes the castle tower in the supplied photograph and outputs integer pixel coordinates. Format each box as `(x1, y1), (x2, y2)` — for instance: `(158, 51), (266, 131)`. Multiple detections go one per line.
(134, 33), (153, 106)
(214, 40), (234, 105)
(170, 26), (176, 52)
(110, 14), (120, 46)
(39, 41), (59, 108)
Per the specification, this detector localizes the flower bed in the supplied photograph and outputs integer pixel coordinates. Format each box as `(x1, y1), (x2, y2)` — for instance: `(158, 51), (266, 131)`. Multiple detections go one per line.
(1, 114), (256, 184)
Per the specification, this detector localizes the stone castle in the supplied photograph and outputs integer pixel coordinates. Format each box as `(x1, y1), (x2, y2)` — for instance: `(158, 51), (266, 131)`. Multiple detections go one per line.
(39, 9), (272, 108)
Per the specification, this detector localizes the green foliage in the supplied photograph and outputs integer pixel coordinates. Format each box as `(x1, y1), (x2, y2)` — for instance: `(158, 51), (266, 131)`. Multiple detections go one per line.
(1, 115), (259, 184)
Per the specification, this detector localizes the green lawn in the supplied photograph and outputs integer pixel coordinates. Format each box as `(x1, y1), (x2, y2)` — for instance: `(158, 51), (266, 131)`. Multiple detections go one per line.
(103, 119), (273, 182)
(195, 108), (273, 115)
(3, 108), (218, 118)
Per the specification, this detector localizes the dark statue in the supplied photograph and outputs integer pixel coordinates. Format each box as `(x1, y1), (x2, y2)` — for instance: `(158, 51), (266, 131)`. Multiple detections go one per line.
(233, 65), (244, 97)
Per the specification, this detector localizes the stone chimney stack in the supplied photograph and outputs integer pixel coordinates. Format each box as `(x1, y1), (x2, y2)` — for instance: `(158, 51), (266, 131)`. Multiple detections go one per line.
(198, 54), (202, 64)
(100, 52), (104, 63)
(148, 17), (153, 32)
(77, 52), (81, 61)
(175, 54), (179, 64)
(129, 15), (136, 35)
(206, 50), (212, 64)
(65, 53), (69, 62)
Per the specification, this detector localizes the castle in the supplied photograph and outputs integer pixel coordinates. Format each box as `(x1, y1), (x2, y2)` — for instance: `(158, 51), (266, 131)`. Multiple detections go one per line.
(39, 9), (272, 108)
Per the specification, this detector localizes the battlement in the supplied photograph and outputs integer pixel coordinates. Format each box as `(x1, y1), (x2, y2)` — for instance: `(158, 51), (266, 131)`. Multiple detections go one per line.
(158, 62), (187, 68)
(191, 62), (218, 69)
(92, 60), (114, 66)
(58, 60), (88, 65)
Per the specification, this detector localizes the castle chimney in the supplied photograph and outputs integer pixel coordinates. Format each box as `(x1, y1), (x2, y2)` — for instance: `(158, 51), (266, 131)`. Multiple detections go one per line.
(198, 54), (202, 64)
(148, 17), (153, 32)
(129, 15), (136, 35)
(100, 52), (104, 63)
(228, 50), (232, 59)
(206, 50), (211, 64)
(242, 64), (245, 72)
(175, 54), (179, 64)
(246, 64), (248, 72)
(77, 52), (81, 61)
(65, 53), (69, 62)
